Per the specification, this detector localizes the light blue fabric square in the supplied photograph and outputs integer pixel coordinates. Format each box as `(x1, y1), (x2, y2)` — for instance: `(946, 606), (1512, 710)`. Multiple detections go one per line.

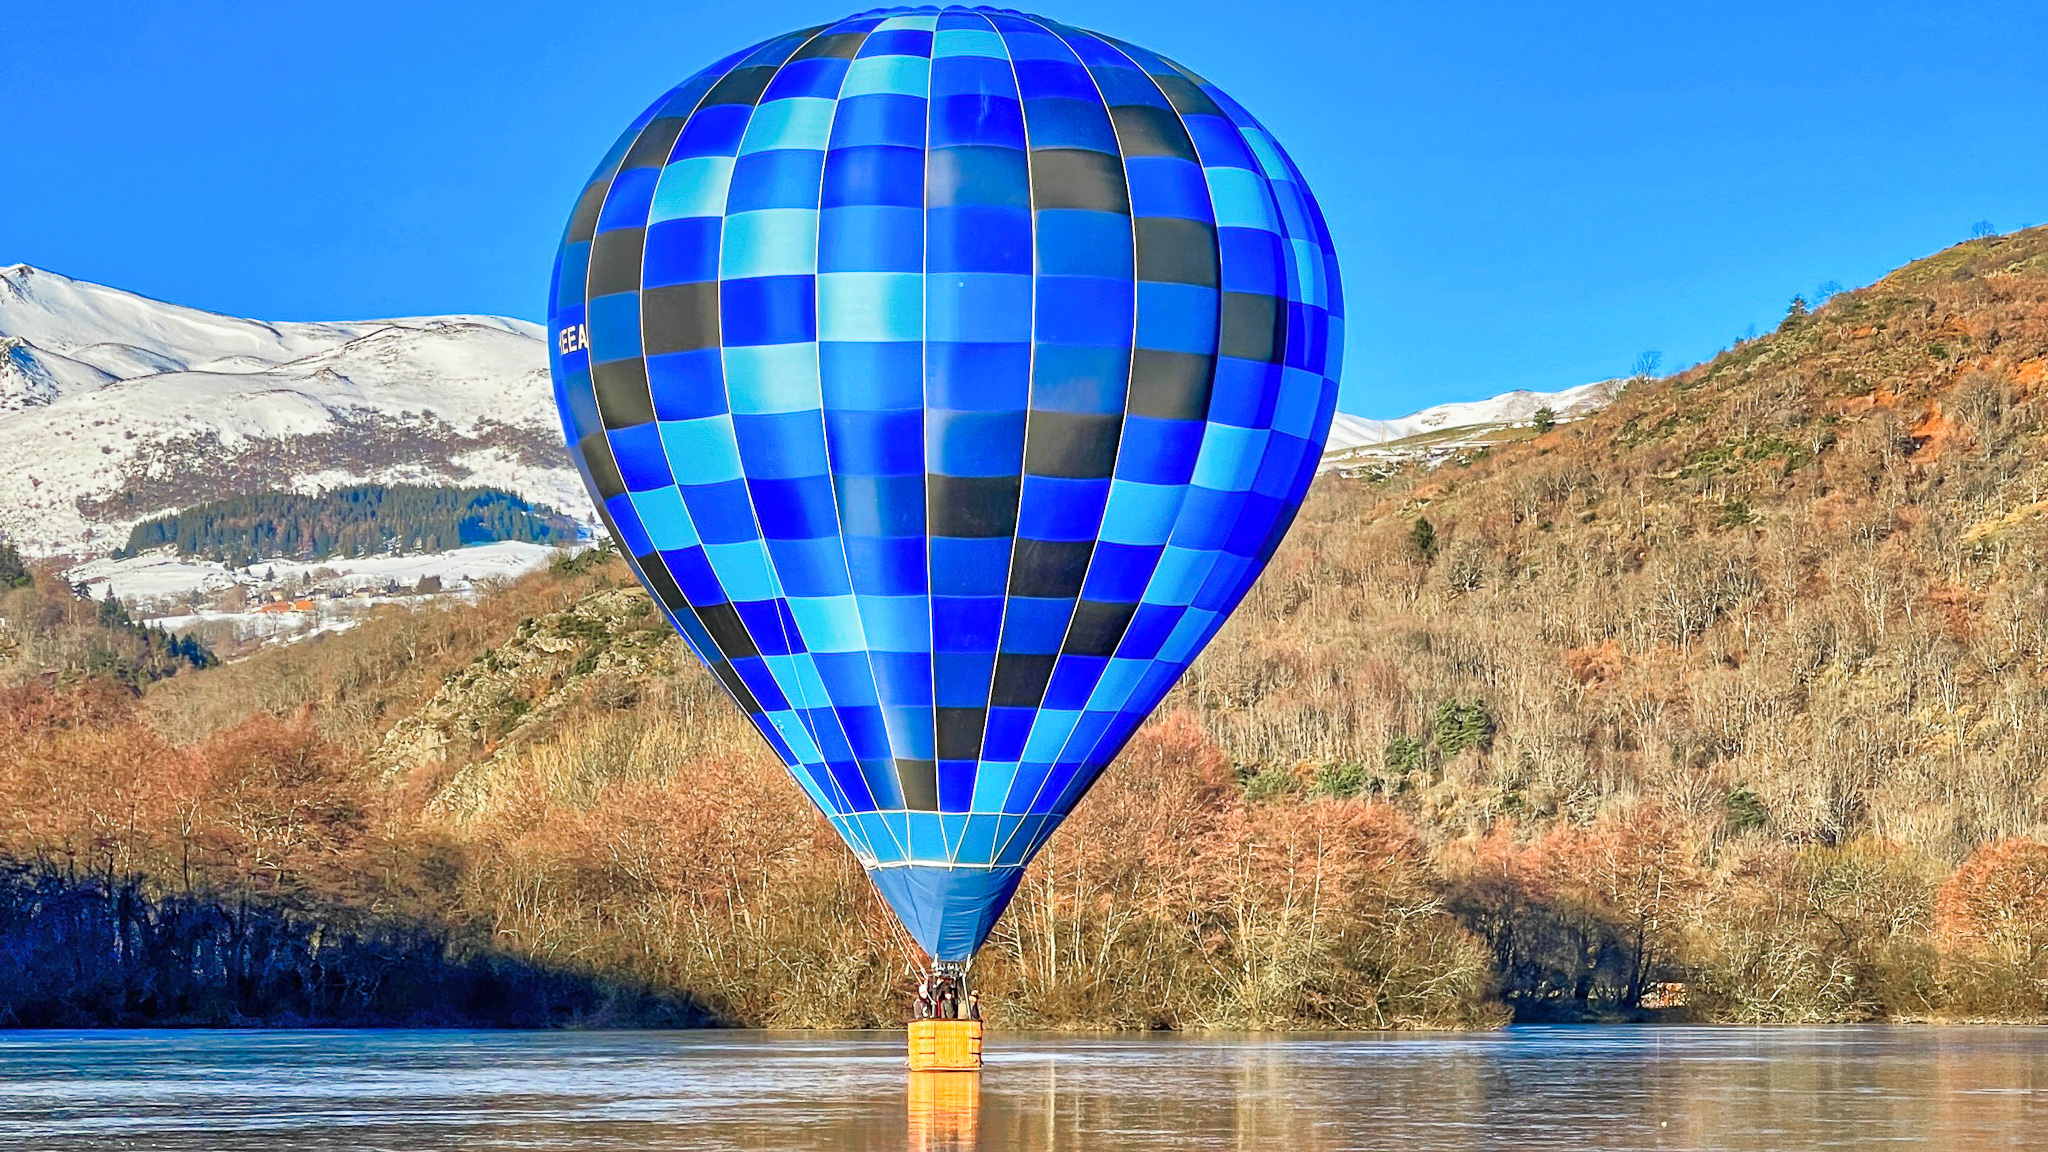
(874, 12), (938, 31)
(1204, 166), (1278, 232)
(740, 97), (836, 153)
(649, 156), (736, 222)
(841, 54), (930, 98)
(1097, 479), (1184, 546)
(1085, 657), (1153, 712)
(972, 762), (1020, 813)
(721, 209), (819, 279)
(1144, 544), (1213, 606)
(934, 28), (1007, 58)
(763, 702), (827, 767)
(777, 651), (834, 708)
(703, 540), (779, 602)
(1290, 239), (1326, 306)
(725, 343), (822, 413)
(1191, 423), (1268, 491)
(1021, 710), (1084, 764)
(857, 594), (931, 653)
(788, 595), (867, 653)
(819, 272), (922, 341)
(658, 416), (744, 485)
(628, 486), (699, 551)
(1242, 126), (1290, 181)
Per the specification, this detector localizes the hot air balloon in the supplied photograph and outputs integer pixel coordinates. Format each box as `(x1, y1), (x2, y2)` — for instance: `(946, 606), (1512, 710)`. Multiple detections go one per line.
(548, 5), (1341, 968)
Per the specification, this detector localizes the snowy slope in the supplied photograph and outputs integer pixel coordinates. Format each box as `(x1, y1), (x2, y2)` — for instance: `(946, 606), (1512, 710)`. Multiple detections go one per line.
(0, 265), (588, 557)
(1324, 380), (1619, 454)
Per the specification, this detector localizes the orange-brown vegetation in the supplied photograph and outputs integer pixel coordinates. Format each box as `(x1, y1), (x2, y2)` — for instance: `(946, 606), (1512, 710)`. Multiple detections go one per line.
(7, 229), (2048, 1026)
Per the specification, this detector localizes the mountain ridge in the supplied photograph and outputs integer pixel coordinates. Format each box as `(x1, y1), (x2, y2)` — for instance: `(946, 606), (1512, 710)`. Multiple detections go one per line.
(0, 264), (582, 558)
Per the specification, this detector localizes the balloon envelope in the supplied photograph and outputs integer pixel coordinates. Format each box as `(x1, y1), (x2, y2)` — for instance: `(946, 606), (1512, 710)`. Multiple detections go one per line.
(549, 5), (1342, 961)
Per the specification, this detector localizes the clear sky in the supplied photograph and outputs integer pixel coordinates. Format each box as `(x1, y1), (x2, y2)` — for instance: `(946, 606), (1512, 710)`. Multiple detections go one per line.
(3, 1), (2043, 417)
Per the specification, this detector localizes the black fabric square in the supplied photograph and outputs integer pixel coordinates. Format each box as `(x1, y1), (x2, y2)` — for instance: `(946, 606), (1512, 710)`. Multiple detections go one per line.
(1029, 149), (1130, 214)
(694, 601), (760, 660)
(705, 66), (778, 107)
(896, 759), (940, 811)
(1008, 539), (1093, 598)
(641, 282), (721, 356)
(793, 31), (865, 60)
(1147, 72), (1224, 119)
(1126, 350), (1214, 421)
(578, 432), (628, 500)
(623, 117), (688, 170)
(1136, 216), (1218, 286)
(936, 707), (987, 761)
(567, 179), (611, 245)
(591, 358), (655, 429)
(586, 228), (645, 298)
(990, 653), (1057, 708)
(1109, 105), (1197, 161)
(1063, 600), (1140, 657)
(928, 475), (1021, 539)
(1220, 291), (1285, 364)
(634, 551), (690, 613)
(1024, 412), (1122, 478)
(712, 661), (762, 714)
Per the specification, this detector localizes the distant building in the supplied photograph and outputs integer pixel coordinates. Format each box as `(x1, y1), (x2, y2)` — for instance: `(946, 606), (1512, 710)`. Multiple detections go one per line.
(255, 599), (315, 615)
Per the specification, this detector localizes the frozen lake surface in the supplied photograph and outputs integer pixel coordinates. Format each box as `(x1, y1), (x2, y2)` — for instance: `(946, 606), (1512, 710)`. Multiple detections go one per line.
(4, 1026), (2044, 1150)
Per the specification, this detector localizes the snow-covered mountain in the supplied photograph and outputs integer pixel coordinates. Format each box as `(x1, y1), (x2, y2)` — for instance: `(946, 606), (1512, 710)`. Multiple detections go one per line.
(1323, 380), (1619, 455)
(0, 264), (589, 557)
(0, 262), (1621, 563)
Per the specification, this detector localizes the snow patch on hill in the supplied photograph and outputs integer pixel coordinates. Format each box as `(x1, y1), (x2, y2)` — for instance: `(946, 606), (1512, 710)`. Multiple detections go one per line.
(1324, 380), (1620, 455)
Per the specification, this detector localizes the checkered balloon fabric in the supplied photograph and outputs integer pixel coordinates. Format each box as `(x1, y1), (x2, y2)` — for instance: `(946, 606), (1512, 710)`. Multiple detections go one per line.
(549, 5), (1342, 961)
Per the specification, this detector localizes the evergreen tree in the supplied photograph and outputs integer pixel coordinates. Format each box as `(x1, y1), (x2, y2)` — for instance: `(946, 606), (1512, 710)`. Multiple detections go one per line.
(1410, 517), (1438, 563)
(0, 538), (29, 589)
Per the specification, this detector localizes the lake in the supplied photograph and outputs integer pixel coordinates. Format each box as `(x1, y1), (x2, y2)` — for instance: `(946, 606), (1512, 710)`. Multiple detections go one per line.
(4, 1026), (2043, 1149)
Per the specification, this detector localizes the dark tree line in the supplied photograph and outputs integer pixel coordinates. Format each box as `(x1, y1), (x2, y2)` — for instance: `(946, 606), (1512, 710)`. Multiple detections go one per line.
(0, 864), (714, 1027)
(117, 484), (576, 564)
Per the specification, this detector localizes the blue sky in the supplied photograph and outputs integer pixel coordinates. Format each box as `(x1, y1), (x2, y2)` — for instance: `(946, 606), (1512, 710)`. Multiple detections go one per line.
(3, 1), (2042, 417)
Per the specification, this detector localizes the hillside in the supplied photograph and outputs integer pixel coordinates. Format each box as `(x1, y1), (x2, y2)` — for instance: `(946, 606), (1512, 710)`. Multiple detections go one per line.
(4, 231), (2048, 1029)
(0, 265), (591, 558)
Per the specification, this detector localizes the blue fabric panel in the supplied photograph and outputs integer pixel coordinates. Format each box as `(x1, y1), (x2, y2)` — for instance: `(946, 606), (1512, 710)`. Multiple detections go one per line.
(868, 865), (1026, 961)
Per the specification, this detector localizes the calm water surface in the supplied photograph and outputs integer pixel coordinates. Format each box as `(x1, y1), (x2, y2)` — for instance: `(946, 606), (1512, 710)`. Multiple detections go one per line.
(2, 1026), (2043, 1150)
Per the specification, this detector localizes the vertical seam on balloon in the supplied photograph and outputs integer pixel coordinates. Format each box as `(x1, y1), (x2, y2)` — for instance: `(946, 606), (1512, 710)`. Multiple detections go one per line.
(586, 67), (730, 661)
(736, 27), (890, 857)
(1050, 32), (1230, 809)
(1089, 60), (1306, 771)
(801, 24), (918, 863)
(789, 24), (897, 861)
(757, 24), (889, 861)
(955, 6), (1028, 858)
(649, 30), (882, 851)
(737, 23), (890, 861)
(939, 6), (1015, 861)
(972, 10), (1040, 838)
(990, 12), (1142, 864)
(917, 18), (941, 841)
